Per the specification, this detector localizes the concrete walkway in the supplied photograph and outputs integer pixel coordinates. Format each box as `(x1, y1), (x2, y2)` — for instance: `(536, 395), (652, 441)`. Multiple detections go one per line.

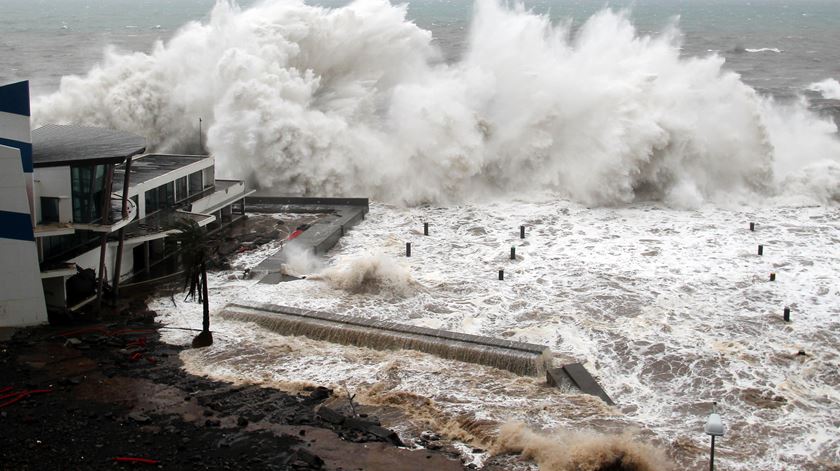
(245, 197), (369, 283)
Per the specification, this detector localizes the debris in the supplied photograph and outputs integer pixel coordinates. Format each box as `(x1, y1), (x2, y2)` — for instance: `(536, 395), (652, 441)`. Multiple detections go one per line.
(128, 413), (151, 424)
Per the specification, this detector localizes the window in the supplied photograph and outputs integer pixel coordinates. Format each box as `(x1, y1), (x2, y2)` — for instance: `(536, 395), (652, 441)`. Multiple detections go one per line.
(158, 182), (175, 208)
(188, 171), (202, 196)
(176, 176), (187, 202)
(71, 165), (106, 223)
(40, 197), (60, 224)
(145, 188), (159, 215)
(41, 230), (99, 262)
(145, 183), (175, 214)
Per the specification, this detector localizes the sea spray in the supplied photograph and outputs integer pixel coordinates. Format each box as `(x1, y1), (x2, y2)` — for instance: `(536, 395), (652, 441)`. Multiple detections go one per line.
(280, 244), (325, 277)
(809, 78), (840, 100)
(493, 422), (673, 471)
(310, 253), (418, 295)
(32, 0), (840, 206)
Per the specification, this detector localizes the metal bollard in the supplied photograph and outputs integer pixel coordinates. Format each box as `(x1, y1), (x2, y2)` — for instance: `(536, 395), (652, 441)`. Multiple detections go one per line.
(750, 222), (755, 231)
(758, 245), (764, 256)
(406, 242), (411, 257)
(770, 273), (776, 281)
(520, 225), (525, 239)
(783, 307), (790, 322)
(510, 247), (516, 260)
(424, 222), (429, 236)
(498, 269), (504, 281)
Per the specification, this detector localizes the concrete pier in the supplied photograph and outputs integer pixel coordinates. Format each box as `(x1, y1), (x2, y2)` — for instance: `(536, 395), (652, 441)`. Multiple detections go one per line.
(246, 197), (369, 283)
(547, 363), (614, 405)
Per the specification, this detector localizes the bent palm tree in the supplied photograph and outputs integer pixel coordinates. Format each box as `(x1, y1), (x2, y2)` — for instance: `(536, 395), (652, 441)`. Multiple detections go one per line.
(172, 218), (212, 348)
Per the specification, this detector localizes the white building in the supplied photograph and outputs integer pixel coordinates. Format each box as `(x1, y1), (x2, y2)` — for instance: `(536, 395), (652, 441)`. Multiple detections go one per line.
(1, 81), (253, 326)
(0, 80), (47, 327)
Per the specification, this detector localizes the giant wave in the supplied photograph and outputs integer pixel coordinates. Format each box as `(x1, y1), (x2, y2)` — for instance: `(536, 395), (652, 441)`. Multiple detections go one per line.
(33, 0), (840, 207)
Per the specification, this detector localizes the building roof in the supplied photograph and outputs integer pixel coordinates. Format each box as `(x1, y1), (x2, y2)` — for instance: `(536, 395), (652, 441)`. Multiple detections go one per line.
(113, 154), (210, 192)
(32, 124), (146, 168)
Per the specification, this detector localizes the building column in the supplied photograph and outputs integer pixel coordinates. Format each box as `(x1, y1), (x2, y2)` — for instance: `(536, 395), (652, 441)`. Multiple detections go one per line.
(112, 156), (133, 299)
(95, 164), (115, 309)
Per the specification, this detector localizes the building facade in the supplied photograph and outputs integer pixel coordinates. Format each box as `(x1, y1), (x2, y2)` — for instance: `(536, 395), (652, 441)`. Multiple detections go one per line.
(1, 81), (252, 326)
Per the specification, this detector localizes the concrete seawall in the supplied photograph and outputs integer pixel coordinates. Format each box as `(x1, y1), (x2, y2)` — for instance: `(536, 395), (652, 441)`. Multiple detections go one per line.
(222, 301), (552, 376)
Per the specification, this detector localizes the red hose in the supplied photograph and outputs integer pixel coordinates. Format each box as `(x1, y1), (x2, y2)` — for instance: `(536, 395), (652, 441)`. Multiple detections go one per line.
(0, 388), (52, 408)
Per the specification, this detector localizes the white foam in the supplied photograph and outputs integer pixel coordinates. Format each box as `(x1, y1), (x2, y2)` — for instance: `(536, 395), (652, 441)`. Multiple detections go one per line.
(808, 78), (840, 100)
(33, 0), (840, 207)
(152, 199), (840, 470)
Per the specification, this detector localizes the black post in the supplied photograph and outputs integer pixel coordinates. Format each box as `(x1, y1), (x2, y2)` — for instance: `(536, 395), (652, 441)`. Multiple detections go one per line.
(758, 244), (764, 256)
(498, 269), (504, 280)
(201, 262), (210, 333)
(406, 242), (411, 257)
(770, 273), (776, 281)
(749, 222), (755, 231)
(424, 222), (429, 236)
(709, 435), (715, 471)
(510, 247), (516, 260)
(784, 307), (790, 322)
(520, 225), (525, 239)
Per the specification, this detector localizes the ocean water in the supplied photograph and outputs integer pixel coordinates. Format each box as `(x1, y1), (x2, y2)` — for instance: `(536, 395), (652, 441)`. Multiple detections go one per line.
(152, 201), (840, 470)
(4, 0), (840, 469)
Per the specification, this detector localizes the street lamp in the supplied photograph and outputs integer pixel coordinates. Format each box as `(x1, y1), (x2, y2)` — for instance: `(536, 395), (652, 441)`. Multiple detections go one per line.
(704, 402), (725, 471)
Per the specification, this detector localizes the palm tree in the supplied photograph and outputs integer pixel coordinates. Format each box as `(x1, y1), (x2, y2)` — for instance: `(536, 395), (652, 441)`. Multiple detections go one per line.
(172, 218), (212, 348)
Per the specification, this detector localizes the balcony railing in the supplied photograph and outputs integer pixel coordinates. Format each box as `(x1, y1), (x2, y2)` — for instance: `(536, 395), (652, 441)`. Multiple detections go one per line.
(71, 194), (138, 233)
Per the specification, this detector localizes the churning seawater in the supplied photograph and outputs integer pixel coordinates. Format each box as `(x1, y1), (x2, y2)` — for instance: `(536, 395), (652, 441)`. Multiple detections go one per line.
(151, 201), (840, 470)
(3, 0), (840, 469)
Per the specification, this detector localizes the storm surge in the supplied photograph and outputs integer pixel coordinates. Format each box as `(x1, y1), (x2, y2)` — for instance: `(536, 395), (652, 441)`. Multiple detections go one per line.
(33, 0), (840, 206)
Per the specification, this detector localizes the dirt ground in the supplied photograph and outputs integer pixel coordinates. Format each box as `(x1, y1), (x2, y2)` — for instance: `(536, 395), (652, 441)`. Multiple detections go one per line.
(0, 310), (471, 470)
(0, 214), (526, 470)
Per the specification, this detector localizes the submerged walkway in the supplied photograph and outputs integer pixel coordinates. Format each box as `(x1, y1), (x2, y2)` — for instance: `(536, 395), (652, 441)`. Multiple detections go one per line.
(245, 196), (369, 283)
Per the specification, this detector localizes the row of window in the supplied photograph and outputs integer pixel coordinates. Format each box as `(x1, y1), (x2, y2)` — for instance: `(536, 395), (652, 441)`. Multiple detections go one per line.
(43, 166), (216, 225)
(144, 170), (209, 215)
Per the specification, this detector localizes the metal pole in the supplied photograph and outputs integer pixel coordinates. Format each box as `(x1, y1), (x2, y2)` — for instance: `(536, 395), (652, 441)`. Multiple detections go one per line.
(709, 435), (715, 471)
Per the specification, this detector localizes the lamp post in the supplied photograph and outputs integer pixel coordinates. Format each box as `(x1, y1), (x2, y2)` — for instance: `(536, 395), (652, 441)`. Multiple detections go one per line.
(705, 402), (725, 471)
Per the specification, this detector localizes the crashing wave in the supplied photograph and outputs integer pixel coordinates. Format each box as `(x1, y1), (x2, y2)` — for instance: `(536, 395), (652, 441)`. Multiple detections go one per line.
(33, 0), (840, 206)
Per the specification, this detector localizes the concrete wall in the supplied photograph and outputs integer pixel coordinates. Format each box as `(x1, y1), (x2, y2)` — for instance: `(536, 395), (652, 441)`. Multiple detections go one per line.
(0, 144), (47, 327)
(70, 241), (138, 282)
(191, 180), (245, 213)
(33, 166), (72, 223)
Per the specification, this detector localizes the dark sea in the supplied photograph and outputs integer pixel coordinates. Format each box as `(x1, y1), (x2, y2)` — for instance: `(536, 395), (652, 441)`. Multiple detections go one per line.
(2, 0), (839, 104)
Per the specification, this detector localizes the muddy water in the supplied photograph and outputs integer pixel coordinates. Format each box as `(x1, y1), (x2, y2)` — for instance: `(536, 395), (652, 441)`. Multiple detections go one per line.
(153, 200), (840, 470)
